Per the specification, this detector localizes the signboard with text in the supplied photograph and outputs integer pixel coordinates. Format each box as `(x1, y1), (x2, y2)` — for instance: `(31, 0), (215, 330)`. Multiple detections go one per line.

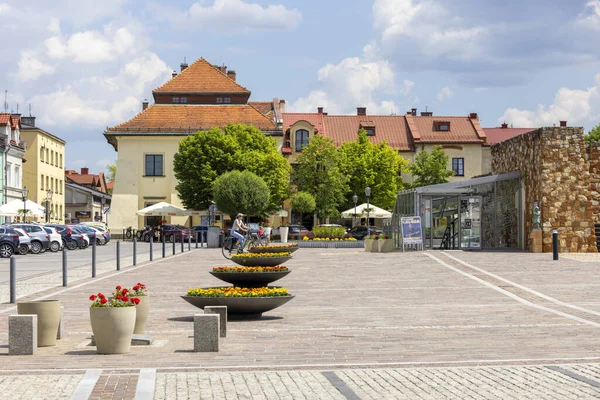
(401, 216), (423, 245)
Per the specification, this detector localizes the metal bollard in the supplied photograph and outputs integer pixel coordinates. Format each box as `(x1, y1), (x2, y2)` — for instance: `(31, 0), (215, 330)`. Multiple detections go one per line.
(162, 234), (166, 258)
(10, 257), (16, 304)
(552, 229), (559, 260)
(62, 247), (67, 286)
(181, 234), (184, 253)
(196, 231), (199, 248)
(149, 236), (153, 261)
(116, 241), (120, 271)
(92, 238), (97, 277)
(188, 232), (191, 251)
(133, 237), (137, 266)
(172, 237), (175, 255)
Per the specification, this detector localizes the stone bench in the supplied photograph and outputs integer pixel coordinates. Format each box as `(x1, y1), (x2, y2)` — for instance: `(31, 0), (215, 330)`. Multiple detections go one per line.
(194, 314), (219, 352)
(9, 315), (37, 355)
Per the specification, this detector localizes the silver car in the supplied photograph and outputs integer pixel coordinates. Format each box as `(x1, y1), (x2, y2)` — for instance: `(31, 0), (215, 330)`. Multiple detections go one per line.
(13, 228), (31, 255)
(10, 224), (50, 254)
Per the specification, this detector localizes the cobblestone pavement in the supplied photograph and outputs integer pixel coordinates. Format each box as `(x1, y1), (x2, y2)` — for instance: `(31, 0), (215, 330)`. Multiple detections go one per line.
(0, 249), (598, 398)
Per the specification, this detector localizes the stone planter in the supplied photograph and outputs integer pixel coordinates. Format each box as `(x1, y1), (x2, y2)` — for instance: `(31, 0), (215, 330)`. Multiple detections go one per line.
(279, 227), (289, 243)
(181, 294), (294, 316)
(17, 300), (61, 347)
(131, 296), (149, 334)
(232, 255), (292, 267)
(364, 239), (376, 252)
(377, 239), (395, 253)
(90, 306), (136, 354)
(249, 245), (299, 254)
(209, 270), (291, 286)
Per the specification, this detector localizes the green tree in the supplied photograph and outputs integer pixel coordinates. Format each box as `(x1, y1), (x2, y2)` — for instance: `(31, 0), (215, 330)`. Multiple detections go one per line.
(212, 170), (270, 217)
(106, 162), (117, 182)
(173, 123), (290, 212)
(409, 145), (454, 187)
(293, 135), (347, 219)
(585, 123), (600, 142)
(291, 191), (316, 223)
(339, 130), (409, 210)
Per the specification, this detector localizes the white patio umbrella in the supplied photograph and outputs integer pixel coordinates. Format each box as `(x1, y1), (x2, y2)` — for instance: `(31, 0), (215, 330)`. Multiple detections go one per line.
(136, 202), (186, 216)
(0, 199), (46, 217)
(340, 203), (392, 219)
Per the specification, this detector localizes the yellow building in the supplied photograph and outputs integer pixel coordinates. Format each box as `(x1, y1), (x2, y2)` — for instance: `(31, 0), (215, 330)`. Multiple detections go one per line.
(20, 116), (66, 223)
(104, 58), (284, 233)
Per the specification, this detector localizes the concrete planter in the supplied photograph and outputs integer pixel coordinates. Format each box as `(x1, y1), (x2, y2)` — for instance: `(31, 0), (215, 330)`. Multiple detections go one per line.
(17, 300), (61, 347)
(377, 239), (395, 253)
(131, 296), (149, 334)
(279, 227), (289, 243)
(232, 255), (292, 267)
(90, 306), (136, 354)
(364, 239), (376, 252)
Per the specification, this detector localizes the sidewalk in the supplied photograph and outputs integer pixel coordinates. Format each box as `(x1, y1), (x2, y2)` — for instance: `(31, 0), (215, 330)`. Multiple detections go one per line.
(0, 249), (599, 398)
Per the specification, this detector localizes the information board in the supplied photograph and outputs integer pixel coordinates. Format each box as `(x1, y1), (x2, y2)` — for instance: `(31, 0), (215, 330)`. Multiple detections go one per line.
(401, 216), (423, 245)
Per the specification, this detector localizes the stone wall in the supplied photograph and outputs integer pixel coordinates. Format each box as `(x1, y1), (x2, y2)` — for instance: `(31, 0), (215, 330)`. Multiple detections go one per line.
(492, 127), (597, 253)
(586, 142), (600, 221)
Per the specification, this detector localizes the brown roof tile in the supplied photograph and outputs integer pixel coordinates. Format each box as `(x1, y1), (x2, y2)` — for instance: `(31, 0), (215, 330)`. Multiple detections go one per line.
(10, 115), (20, 130)
(0, 113), (10, 126)
(249, 101), (273, 116)
(484, 127), (537, 145)
(323, 115), (412, 151)
(153, 58), (250, 94)
(409, 116), (484, 143)
(106, 104), (276, 133)
(283, 113), (326, 135)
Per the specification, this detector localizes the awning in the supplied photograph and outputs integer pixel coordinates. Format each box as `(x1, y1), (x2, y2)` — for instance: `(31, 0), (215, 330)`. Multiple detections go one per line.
(137, 202), (186, 216)
(340, 203), (392, 219)
(0, 199), (45, 217)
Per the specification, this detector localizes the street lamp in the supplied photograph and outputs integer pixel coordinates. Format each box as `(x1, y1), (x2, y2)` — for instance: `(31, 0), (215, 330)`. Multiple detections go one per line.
(45, 189), (53, 223)
(22, 187), (29, 223)
(101, 198), (106, 222)
(352, 193), (358, 228)
(365, 186), (371, 236)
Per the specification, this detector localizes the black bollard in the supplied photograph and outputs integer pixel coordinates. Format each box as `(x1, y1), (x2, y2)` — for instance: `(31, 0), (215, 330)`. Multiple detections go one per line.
(62, 247), (68, 286)
(10, 257), (16, 304)
(162, 234), (166, 258)
(552, 229), (559, 260)
(188, 232), (191, 251)
(92, 237), (97, 277)
(133, 237), (137, 266)
(196, 231), (199, 249)
(116, 241), (120, 271)
(181, 234), (184, 253)
(149, 236), (153, 261)
(172, 236), (175, 255)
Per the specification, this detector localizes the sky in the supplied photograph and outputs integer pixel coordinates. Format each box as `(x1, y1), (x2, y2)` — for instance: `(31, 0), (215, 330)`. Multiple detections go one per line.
(2, 0), (600, 174)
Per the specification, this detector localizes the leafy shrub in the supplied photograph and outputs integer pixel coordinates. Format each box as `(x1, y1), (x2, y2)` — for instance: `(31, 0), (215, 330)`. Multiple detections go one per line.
(312, 226), (345, 238)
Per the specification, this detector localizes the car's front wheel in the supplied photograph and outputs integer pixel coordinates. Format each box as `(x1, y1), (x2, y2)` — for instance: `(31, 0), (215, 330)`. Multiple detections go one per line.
(18, 244), (29, 255)
(0, 243), (14, 258)
(30, 241), (43, 254)
(66, 239), (78, 250)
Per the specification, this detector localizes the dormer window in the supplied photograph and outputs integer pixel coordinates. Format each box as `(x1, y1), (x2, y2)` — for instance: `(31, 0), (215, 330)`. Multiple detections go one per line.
(216, 97), (223, 103)
(295, 129), (309, 152)
(365, 128), (375, 136)
(172, 97), (180, 104)
(359, 122), (375, 136)
(224, 97), (231, 104)
(434, 121), (450, 131)
(180, 97), (187, 104)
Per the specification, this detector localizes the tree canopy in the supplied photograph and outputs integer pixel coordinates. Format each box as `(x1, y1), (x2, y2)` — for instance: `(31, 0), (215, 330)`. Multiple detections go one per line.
(106, 162), (116, 182)
(293, 135), (347, 219)
(585, 123), (600, 142)
(212, 170), (270, 217)
(338, 130), (409, 210)
(173, 123), (291, 212)
(409, 145), (454, 187)
(290, 191), (316, 214)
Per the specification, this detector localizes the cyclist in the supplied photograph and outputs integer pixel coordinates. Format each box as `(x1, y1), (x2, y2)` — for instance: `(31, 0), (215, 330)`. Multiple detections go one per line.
(231, 213), (249, 249)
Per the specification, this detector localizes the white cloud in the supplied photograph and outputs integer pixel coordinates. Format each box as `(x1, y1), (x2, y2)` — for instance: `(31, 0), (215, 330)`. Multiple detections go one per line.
(162, 0), (302, 33)
(437, 86), (452, 102)
(577, 0), (600, 30)
(47, 17), (60, 34)
(17, 50), (55, 81)
(400, 80), (415, 95)
(498, 74), (600, 127)
(292, 56), (401, 115)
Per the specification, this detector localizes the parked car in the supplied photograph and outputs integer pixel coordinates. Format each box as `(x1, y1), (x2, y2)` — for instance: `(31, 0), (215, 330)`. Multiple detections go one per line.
(11, 224), (50, 254)
(68, 226), (90, 248)
(191, 225), (208, 242)
(42, 227), (63, 252)
(76, 225), (100, 245)
(0, 226), (20, 257)
(45, 224), (86, 250)
(12, 228), (31, 255)
(89, 225), (111, 245)
(347, 226), (383, 240)
(159, 224), (192, 242)
(287, 224), (310, 240)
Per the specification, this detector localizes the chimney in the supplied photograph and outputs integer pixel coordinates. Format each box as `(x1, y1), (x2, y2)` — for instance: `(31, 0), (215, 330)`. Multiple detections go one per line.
(501, 123), (508, 129)
(219, 65), (227, 74)
(81, 167), (89, 175)
(420, 112), (433, 117)
(279, 99), (286, 115)
(172, 71), (177, 78)
(227, 70), (236, 81)
(469, 112), (478, 120)
(317, 107), (323, 114)
(180, 61), (188, 72)
(21, 116), (36, 127)
(357, 107), (367, 116)
(142, 99), (149, 111)
(411, 108), (417, 116)
(560, 120), (567, 127)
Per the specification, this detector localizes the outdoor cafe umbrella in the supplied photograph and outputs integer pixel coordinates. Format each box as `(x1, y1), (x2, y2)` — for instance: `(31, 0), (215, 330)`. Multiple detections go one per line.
(0, 198), (45, 218)
(340, 203), (392, 219)
(136, 202), (186, 216)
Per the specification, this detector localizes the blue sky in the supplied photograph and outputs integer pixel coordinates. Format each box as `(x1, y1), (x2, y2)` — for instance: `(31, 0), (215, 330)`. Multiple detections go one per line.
(2, 0), (600, 174)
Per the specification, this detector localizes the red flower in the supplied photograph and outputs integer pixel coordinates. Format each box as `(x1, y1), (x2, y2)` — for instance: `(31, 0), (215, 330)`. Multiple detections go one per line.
(98, 293), (105, 298)
(137, 282), (141, 286)
(132, 298), (140, 305)
(133, 285), (140, 291)
(121, 289), (128, 295)
(116, 285), (121, 290)
(122, 296), (129, 302)
(89, 295), (97, 301)
(100, 298), (107, 304)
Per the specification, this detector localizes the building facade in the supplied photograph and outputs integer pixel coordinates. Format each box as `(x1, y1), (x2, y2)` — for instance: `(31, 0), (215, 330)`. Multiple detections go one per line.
(20, 116), (66, 223)
(0, 113), (26, 221)
(64, 168), (110, 223)
(104, 57), (284, 232)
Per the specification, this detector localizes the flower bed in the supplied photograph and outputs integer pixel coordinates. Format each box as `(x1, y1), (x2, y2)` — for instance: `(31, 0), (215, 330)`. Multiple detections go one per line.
(231, 252), (291, 258)
(186, 286), (290, 297)
(251, 244), (298, 250)
(212, 266), (288, 273)
(303, 237), (357, 241)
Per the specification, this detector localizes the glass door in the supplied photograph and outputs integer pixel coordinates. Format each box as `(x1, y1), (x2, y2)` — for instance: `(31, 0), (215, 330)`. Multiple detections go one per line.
(459, 196), (482, 250)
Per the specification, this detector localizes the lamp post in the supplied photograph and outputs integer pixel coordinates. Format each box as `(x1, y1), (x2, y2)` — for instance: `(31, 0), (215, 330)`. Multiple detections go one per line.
(22, 187), (29, 223)
(365, 186), (371, 236)
(45, 189), (53, 223)
(101, 198), (106, 222)
(352, 193), (358, 228)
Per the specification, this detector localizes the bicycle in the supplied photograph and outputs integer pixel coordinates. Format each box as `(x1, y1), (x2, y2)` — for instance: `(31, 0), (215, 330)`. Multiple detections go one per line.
(221, 230), (267, 259)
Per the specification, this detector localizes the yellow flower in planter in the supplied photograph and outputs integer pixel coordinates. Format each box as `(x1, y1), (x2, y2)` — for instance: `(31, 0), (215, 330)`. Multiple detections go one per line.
(303, 236), (309, 241)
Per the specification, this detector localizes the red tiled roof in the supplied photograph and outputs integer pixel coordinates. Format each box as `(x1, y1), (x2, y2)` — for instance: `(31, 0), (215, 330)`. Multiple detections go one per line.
(249, 101), (273, 116)
(323, 115), (412, 150)
(0, 113), (10, 125)
(408, 115), (485, 143)
(10, 115), (20, 130)
(283, 113), (326, 135)
(106, 104), (276, 133)
(68, 175), (97, 185)
(153, 58), (250, 94)
(484, 127), (537, 145)
(66, 171), (108, 193)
